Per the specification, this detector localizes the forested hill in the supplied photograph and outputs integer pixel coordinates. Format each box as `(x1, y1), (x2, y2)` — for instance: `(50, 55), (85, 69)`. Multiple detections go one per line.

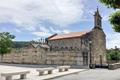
(12, 41), (30, 48)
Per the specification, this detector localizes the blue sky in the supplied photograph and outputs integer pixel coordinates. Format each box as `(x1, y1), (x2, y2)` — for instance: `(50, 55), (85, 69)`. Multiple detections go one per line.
(0, 0), (120, 49)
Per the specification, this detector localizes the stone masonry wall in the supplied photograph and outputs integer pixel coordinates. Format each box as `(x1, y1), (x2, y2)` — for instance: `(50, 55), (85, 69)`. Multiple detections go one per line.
(46, 51), (83, 65)
(0, 49), (84, 66)
(48, 38), (82, 51)
(0, 48), (46, 64)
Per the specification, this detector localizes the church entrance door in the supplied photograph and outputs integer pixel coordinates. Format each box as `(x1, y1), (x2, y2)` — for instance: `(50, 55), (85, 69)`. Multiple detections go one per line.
(83, 52), (88, 66)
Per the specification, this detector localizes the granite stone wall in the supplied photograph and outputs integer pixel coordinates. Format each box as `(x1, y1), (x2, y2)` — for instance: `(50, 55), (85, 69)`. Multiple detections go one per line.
(0, 48), (85, 66)
(0, 48), (46, 64)
(48, 38), (83, 51)
(46, 51), (83, 65)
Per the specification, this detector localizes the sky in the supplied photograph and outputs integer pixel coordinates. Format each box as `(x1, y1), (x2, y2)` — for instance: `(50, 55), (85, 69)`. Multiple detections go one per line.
(0, 0), (120, 49)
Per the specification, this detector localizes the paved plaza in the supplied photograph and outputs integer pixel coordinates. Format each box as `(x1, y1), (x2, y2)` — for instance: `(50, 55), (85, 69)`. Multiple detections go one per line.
(0, 63), (120, 80)
(0, 63), (86, 80)
(52, 69), (120, 80)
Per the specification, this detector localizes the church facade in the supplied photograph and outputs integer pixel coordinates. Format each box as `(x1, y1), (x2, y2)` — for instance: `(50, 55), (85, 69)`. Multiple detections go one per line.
(0, 9), (106, 68)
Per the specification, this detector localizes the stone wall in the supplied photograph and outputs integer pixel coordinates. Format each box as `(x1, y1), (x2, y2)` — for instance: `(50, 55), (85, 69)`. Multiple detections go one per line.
(0, 49), (84, 66)
(0, 48), (46, 64)
(48, 38), (82, 51)
(46, 51), (83, 65)
(108, 63), (120, 70)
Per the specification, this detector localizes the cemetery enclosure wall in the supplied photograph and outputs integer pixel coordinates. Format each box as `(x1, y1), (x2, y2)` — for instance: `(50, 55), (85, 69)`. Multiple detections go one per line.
(0, 50), (83, 65)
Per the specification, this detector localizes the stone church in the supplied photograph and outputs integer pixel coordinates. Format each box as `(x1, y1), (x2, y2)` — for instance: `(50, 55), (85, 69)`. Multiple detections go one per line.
(0, 8), (106, 68)
(46, 8), (106, 67)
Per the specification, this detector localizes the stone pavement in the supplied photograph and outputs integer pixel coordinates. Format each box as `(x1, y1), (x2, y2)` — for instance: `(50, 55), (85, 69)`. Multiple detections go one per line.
(0, 63), (87, 80)
(52, 69), (120, 80)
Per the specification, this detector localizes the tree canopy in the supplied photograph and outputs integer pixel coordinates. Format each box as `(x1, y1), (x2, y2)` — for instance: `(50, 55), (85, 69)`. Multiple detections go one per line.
(12, 41), (30, 48)
(106, 49), (120, 63)
(110, 11), (120, 32)
(99, 0), (120, 32)
(100, 0), (120, 9)
(0, 32), (15, 56)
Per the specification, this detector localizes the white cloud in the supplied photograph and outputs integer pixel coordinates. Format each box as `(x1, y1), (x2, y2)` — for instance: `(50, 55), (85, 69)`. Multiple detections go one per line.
(107, 33), (120, 49)
(39, 26), (49, 33)
(0, 0), (84, 31)
(63, 30), (70, 34)
(15, 29), (21, 33)
(49, 27), (70, 34)
(103, 15), (109, 21)
(32, 32), (52, 37)
(50, 27), (62, 33)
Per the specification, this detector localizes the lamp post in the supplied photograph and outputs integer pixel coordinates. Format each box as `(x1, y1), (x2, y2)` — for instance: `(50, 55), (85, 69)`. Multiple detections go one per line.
(89, 40), (95, 69)
(89, 41), (92, 68)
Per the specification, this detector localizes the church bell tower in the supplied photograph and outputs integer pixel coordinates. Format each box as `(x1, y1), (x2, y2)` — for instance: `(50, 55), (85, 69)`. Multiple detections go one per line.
(94, 7), (102, 29)
(90, 7), (106, 67)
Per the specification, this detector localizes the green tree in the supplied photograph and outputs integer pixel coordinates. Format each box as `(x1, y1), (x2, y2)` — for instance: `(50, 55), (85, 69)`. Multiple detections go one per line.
(106, 49), (120, 63)
(0, 32), (15, 62)
(110, 51), (120, 61)
(99, 0), (120, 32)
